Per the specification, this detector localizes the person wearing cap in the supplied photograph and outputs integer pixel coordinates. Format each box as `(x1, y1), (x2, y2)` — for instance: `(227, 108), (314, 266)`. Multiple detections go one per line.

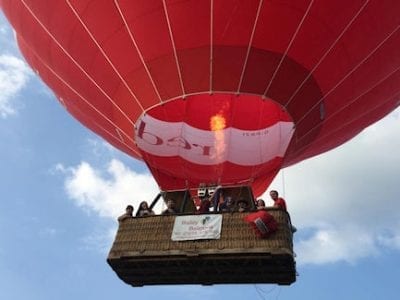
(118, 205), (134, 222)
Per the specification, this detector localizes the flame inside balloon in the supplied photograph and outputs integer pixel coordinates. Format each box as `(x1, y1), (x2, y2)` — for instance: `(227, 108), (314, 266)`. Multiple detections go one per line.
(210, 114), (226, 131)
(210, 113), (227, 165)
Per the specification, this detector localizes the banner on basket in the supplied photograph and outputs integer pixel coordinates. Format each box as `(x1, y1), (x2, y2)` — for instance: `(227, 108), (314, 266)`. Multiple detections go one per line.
(171, 214), (222, 241)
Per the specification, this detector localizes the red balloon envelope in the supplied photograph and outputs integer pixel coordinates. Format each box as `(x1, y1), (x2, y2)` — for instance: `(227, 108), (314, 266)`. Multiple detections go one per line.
(1, 0), (400, 195)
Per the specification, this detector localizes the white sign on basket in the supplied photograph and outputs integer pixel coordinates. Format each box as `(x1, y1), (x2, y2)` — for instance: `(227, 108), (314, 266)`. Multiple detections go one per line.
(171, 214), (223, 241)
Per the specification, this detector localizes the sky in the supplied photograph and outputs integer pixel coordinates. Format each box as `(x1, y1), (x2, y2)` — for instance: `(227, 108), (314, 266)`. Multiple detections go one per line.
(1, 9), (400, 300)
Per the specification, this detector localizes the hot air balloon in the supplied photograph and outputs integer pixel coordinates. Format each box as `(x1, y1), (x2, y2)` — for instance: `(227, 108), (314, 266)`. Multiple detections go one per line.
(1, 0), (399, 286)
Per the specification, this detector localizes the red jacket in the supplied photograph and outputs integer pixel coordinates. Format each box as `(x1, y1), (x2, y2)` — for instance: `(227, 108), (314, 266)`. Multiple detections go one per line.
(274, 197), (287, 211)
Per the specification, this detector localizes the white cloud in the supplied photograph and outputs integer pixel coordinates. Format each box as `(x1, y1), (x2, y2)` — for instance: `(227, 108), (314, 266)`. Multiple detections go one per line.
(0, 54), (32, 117)
(296, 225), (378, 265)
(267, 107), (400, 265)
(61, 159), (159, 219)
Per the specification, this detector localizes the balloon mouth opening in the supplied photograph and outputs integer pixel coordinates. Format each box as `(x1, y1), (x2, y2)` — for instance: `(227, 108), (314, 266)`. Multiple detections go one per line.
(134, 93), (295, 189)
(137, 92), (294, 131)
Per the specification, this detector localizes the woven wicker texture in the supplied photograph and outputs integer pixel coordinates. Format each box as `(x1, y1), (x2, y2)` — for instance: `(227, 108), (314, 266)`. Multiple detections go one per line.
(108, 209), (293, 259)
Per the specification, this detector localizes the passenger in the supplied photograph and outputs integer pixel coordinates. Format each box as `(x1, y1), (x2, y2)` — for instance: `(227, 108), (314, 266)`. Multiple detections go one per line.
(137, 201), (155, 217)
(219, 196), (235, 212)
(197, 196), (211, 213)
(269, 190), (287, 210)
(210, 186), (223, 211)
(162, 199), (178, 215)
(237, 198), (249, 212)
(118, 205), (134, 222)
(256, 199), (266, 210)
(269, 190), (297, 233)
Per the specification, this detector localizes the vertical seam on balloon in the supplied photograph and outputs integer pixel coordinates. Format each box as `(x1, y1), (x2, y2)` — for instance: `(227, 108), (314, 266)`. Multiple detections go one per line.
(236, 0), (264, 94)
(162, 0), (186, 97)
(262, 0), (315, 98)
(113, 0), (164, 104)
(295, 24), (400, 127)
(19, 35), (141, 156)
(65, 0), (145, 111)
(19, 0), (135, 126)
(288, 89), (400, 160)
(284, 0), (371, 108)
(290, 61), (400, 146)
(210, 0), (214, 93)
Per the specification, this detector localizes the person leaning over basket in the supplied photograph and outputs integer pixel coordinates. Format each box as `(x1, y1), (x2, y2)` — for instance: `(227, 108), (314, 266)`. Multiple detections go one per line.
(118, 205), (134, 222)
(269, 190), (297, 233)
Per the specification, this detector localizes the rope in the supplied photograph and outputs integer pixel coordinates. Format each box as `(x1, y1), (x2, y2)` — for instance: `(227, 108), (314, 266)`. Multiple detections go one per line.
(281, 169), (286, 198)
(253, 284), (280, 300)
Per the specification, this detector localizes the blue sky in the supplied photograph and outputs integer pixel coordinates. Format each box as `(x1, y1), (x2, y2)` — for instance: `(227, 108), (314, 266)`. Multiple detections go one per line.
(1, 10), (400, 300)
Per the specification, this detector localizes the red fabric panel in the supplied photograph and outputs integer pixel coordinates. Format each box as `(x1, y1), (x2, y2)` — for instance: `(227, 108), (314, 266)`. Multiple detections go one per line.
(17, 36), (141, 159)
(116, 0), (183, 99)
(147, 94), (292, 129)
(212, 0), (259, 91)
(166, 0), (210, 93)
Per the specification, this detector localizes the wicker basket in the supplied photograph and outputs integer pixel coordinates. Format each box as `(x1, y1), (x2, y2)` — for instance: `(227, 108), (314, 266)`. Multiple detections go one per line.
(108, 208), (296, 286)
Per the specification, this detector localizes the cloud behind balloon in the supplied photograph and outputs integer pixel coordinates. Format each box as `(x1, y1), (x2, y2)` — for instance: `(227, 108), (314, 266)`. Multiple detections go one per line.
(59, 159), (159, 219)
(0, 54), (31, 117)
